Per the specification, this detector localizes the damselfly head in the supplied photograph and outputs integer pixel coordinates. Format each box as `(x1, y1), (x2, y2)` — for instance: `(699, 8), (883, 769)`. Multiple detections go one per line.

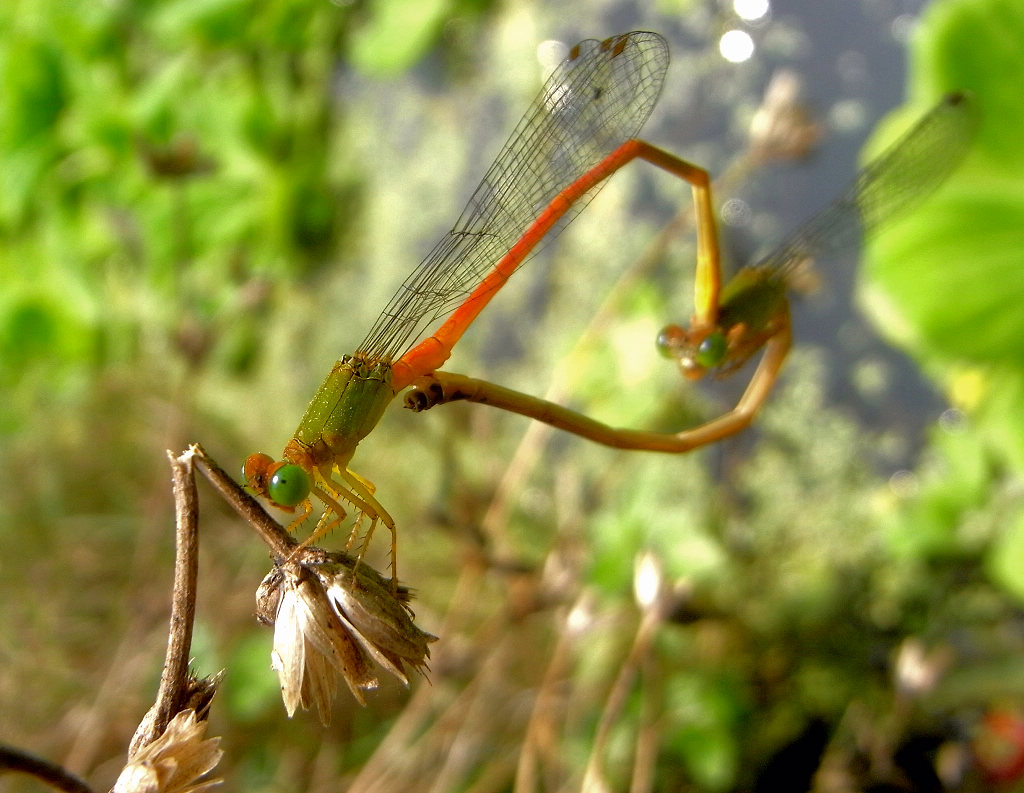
(242, 453), (311, 510)
(656, 324), (727, 380)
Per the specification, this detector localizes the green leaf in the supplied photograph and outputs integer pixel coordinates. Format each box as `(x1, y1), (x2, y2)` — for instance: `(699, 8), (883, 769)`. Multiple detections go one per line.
(0, 36), (67, 147)
(862, 182), (1024, 364)
(150, 0), (252, 46)
(348, 0), (452, 76)
(972, 367), (1024, 470)
(987, 509), (1024, 605)
(911, 0), (1024, 172)
(861, 0), (1024, 468)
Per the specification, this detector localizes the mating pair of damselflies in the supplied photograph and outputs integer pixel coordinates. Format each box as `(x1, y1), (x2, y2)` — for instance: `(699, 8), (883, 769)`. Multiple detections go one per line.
(242, 31), (976, 584)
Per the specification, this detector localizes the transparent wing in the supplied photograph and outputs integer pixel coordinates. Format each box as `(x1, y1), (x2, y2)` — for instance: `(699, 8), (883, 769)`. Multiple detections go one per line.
(754, 92), (978, 280)
(357, 31), (669, 362)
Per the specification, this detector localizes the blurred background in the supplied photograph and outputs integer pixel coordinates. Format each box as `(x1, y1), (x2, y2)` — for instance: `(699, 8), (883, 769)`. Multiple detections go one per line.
(3, 0), (1024, 790)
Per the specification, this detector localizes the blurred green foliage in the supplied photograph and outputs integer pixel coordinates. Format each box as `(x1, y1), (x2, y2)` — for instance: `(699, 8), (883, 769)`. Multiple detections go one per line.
(0, 0), (492, 404)
(862, 0), (1024, 601)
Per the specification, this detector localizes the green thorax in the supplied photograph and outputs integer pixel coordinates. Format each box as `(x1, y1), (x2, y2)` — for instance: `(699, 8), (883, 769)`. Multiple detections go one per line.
(717, 266), (788, 337)
(293, 354), (395, 456)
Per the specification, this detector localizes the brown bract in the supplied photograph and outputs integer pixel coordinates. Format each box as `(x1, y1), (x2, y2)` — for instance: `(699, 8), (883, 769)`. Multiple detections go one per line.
(113, 710), (223, 793)
(257, 549), (436, 722)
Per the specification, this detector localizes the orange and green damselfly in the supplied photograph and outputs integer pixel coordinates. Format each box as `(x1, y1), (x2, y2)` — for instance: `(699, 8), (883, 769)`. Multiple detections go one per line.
(243, 31), (976, 585)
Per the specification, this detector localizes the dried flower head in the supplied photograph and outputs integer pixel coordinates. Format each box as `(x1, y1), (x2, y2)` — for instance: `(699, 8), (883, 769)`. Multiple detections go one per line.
(113, 710), (223, 793)
(748, 70), (822, 163)
(127, 673), (224, 757)
(258, 550), (436, 722)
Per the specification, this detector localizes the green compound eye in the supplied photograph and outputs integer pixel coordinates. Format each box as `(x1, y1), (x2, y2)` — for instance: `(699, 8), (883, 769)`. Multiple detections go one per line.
(655, 324), (686, 359)
(267, 464), (311, 508)
(695, 331), (727, 369)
